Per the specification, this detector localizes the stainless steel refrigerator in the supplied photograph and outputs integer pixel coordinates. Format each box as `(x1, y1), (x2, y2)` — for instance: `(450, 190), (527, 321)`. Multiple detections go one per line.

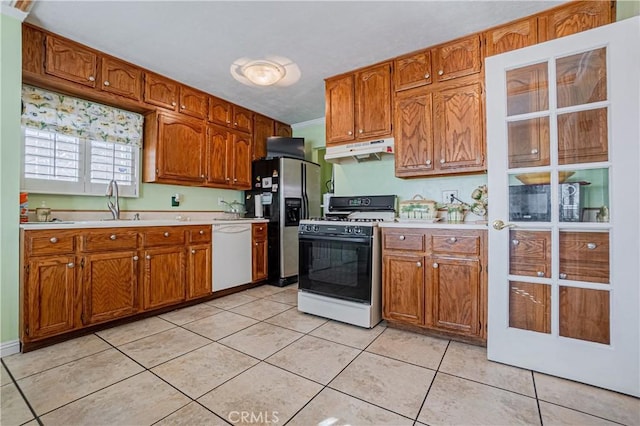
(245, 157), (321, 286)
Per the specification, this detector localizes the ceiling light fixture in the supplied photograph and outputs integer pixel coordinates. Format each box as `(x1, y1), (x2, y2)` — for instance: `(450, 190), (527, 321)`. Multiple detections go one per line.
(240, 60), (286, 86)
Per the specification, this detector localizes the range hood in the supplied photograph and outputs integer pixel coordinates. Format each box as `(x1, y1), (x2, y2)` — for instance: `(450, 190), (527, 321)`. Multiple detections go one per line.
(324, 138), (394, 164)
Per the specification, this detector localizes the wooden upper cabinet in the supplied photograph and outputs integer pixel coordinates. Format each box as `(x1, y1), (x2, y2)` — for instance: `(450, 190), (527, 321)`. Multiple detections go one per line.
(394, 88), (434, 177)
(231, 131), (252, 189)
(179, 86), (208, 119)
(355, 62), (392, 140)
(325, 74), (356, 144)
(232, 106), (253, 134)
(433, 35), (481, 82)
(153, 112), (206, 182)
(144, 73), (179, 110)
(100, 57), (142, 101)
(253, 114), (275, 160)
(22, 24), (44, 76)
(275, 121), (292, 138)
(539, 0), (614, 42)
(394, 50), (432, 92)
(485, 17), (538, 57)
(44, 35), (98, 88)
(209, 96), (232, 126)
(206, 125), (230, 186)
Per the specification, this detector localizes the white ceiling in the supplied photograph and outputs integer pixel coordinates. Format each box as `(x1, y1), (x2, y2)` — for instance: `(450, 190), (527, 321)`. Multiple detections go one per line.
(26, 1), (562, 125)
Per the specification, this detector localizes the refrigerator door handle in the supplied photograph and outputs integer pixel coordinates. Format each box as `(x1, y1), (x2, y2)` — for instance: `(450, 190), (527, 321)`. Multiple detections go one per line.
(301, 163), (308, 219)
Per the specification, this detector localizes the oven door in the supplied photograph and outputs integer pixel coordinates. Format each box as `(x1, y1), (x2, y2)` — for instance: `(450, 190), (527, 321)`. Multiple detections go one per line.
(298, 233), (372, 304)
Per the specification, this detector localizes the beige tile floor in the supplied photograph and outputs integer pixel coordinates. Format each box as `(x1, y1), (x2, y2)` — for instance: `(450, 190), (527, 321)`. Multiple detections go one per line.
(1, 284), (639, 426)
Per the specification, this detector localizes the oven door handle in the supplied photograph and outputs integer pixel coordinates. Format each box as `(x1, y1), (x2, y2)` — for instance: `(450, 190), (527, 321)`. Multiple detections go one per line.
(298, 234), (372, 244)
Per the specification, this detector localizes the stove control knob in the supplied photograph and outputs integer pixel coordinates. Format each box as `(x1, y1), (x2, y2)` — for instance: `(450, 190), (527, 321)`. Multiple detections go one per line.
(312, 225), (320, 232)
(354, 226), (362, 234)
(345, 226), (352, 234)
(305, 225), (313, 232)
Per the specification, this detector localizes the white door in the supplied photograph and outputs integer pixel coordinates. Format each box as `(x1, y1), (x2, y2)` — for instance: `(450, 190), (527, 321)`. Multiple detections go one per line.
(486, 17), (639, 397)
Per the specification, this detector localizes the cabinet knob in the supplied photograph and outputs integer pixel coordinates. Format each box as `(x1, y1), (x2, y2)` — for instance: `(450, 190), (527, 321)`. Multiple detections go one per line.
(449, 237), (457, 243)
(587, 243), (597, 250)
(110, 234), (117, 240)
(133, 255), (139, 261)
(259, 227), (263, 231)
(163, 232), (169, 237)
(347, 131), (353, 136)
(234, 122), (238, 126)
(416, 261), (422, 267)
(191, 249), (196, 254)
(359, 129), (364, 134)
(146, 255), (151, 260)
(559, 273), (567, 279)
(512, 239), (519, 246)
(255, 242), (258, 246)
(537, 271), (545, 277)
(88, 76), (95, 82)
(531, 148), (539, 155)
(50, 237), (58, 243)
(226, 120), (231, 124)
(181, 105), (186, 109)
(424, 73), (430, 79)
(103, 81), (110, 87)
(233, 178), (238, 182)
(225, 177), (231, 181)
(425, 160), (431, 165)
(433, 262), (439, 268)
(438, 70), (444, 76)
(199, 230), (205, 235)
(399, 235), (405, 240)
(67, 262), (74, 268)
(171, 101), (177, 106)
(440, 159), (445, 164)
(201, 174), (205, 178)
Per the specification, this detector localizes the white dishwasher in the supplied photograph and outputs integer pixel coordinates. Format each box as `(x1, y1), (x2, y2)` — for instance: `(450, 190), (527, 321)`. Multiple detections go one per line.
(212, 223), (252, 291)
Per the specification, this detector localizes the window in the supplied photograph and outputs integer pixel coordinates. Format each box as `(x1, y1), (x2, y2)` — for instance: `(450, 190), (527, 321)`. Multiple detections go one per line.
(20, 85), (142, 197)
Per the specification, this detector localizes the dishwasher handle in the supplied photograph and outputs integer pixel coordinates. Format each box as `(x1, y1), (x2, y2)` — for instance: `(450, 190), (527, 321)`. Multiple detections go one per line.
(214, 225), (250, 234)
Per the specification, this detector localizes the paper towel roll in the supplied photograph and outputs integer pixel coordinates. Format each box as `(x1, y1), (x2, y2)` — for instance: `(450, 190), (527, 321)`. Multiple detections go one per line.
(254, 194), (263, 218)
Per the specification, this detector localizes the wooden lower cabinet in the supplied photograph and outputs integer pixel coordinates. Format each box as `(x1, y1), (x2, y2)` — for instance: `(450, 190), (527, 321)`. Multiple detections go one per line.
(187, 244), (212, 300)
(142, 246), (186, 310)
(381, 227), (487, 344)
(252, 223), (268, 282)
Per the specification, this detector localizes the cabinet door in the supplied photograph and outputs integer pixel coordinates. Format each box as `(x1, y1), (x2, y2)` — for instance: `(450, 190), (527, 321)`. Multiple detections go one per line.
(187, 244), (212, 300)
(355, 62), (392, 139)
(434, 80), (484, 173)
(485, 17), (538, 57)
(232, 106), (253, 134)
(209, 96), (232, 127)
(434, 35), (481, 82)
(142, 246), (186, 310)
(179, 86), (208, 119)
(82, 251), (138, 325)
(157, 113), (206, 182)
(428, 257), (480, 336)
(144, 73), (179, 110)
(394, 50), (432, 91)
(382, 254), (425, 325)
(252, 238), (268, 282)
(22, 25), (44, 77)
(253, 114), (274, 160)
(275, 121), (292, 138)
(394, 89), (434, 177)
(325, 74), (355, 144)
(539, 1), (613, 42)
(25, 256), (77, 340)
(44, 36), (98, 87)
(206, 125), (230, 186)
(231, 131), (252, 189)
(100, 57), (142, 101)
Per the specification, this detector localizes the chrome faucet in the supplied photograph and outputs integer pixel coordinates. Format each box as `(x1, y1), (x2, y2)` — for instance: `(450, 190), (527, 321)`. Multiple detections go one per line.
(106, 179), (120, 220)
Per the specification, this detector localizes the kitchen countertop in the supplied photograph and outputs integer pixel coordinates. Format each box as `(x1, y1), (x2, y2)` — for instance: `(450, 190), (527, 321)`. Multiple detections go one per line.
(20, 218), (268, 230)
(380, 220), (488, 230)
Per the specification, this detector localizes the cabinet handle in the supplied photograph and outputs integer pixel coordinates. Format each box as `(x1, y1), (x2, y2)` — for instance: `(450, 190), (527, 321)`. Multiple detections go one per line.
(67, 262), (74, 268)
(425, 160), (431, 165)
(448, 237), (457, 243)
(440, 159), (445, 164)
(587, 243), (597, 250)
(226, 120), (231, 124)
(416, 261), (422, 267)
(424, 73), (430, 79)
(110, 234), (117, 240)
(146, 255), (151, 260)
(531, 148), (539, 155)
(433, 262), (439, 268)
(255, 242), (258, 246)
(50, 237), (58, 243)
(171, 101), (177, 106)
(163, 232), (170, 237)
(438, 70), (444, 76)
(347, 131), (353, 136)
(181, 105), (186, 109)
(233, 178), (238, 182)
(225, 177), (230, 181)
(191, 249), (196, 254)
(537, 271), (545, 277)
(559, 273), (567, 279)
(88, 76), (95, 82)
(103, 81), (110, 87)
(399, 235), (405, 240)
(512, 239), (519, 246)
(359, 129), (364, 134)
(259, 227), (263, 231)
(133, 255), (139, 261)
(199, 230), (205, 235)
(234, 122), (238, 126)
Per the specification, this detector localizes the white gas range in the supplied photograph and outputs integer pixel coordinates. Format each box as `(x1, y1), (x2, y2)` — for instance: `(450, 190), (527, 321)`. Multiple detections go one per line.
(297, 195), (396, 328)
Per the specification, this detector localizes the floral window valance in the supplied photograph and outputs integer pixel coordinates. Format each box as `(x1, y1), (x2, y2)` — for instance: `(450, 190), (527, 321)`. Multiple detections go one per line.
(21, 85), (143, 147)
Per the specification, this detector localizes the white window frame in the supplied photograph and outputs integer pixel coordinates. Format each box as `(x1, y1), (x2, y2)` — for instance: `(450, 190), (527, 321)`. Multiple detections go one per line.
(21, 126), (141, 197)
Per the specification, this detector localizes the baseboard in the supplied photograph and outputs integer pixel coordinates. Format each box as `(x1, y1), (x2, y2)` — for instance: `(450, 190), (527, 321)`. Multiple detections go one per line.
(0, 340), (20, 357)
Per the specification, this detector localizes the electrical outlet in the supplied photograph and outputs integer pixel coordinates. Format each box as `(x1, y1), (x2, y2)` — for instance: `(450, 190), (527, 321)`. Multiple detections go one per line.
(442, 190), (458, 203)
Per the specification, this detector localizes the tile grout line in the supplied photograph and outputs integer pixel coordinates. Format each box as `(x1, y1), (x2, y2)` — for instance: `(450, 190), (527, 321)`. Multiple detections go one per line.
(412, 339), (451, 424)
(1, 358), (43, 426)
(533, 370), (544, 425)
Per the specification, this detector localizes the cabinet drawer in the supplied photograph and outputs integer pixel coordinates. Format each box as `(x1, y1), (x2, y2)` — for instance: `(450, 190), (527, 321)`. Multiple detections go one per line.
(80, 229), (138, 252)
(252, 223), (267, 240)
(142, 227), (186, 247)
(188, 226), (211, 244)
(26, 231), (76, 256)
(383, 229), (426, 252)
(432, 234), (480, 256)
